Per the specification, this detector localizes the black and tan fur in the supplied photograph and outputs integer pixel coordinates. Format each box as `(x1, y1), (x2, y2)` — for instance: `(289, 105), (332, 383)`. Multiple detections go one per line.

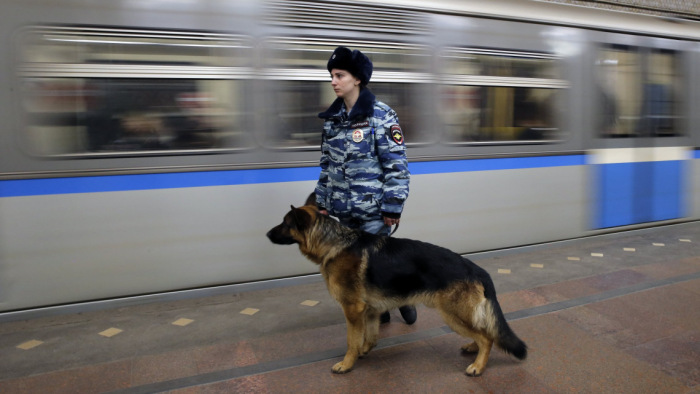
(266, 202), (527, 376)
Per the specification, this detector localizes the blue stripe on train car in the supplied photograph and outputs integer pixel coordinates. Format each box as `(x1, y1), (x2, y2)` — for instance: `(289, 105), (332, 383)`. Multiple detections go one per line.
(0, 167), (322, 198)
(1, 154), (586, 198)
(410, 155), (586, 175)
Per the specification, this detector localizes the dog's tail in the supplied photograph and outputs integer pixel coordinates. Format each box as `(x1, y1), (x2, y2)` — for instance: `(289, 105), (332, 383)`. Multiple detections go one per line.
(479, 272), (527, 360)
(489, 297), (527, 360)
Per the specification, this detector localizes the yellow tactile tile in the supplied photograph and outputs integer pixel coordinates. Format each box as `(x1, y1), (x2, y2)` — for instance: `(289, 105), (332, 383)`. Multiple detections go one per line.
(172, 318), (194, 327)
(591, 253), (604, 257)
(17, 340), (44, 350)
(497, 269), (511, 274)
(99, 328), (123, 338)
(567, 257), (581, 261)
(240, 308), (259, 316)
(624, 248), (636, 252)
(530, 264), (544, 268)
(300, 300), (320, 307)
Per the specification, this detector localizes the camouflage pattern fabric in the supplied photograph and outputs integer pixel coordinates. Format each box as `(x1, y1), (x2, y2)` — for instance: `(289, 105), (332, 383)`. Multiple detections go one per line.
(315, 88), (410, 225)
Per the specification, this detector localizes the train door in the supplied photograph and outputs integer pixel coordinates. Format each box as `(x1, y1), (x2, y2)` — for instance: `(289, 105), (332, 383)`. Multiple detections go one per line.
(590, 43), (689, 229)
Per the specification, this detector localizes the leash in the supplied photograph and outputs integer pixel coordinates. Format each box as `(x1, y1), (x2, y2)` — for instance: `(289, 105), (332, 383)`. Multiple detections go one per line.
(389, 222), (399, 237)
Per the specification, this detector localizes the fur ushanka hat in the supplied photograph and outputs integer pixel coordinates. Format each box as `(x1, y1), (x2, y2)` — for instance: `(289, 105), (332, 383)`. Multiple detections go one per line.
(327, 46), (373, 86)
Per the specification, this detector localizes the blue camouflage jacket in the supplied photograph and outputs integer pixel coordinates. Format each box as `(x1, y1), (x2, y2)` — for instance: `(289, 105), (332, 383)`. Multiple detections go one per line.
(315, 88), (410, 223)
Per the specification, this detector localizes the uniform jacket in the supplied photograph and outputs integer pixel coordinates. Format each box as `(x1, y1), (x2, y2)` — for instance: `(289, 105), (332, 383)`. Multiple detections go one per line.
(315, 88), (410, 223)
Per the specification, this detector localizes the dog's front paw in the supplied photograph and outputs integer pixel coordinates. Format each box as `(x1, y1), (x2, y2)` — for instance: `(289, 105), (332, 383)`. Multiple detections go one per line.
(332, 361), (353, 374)
(465, 363), (483, 377)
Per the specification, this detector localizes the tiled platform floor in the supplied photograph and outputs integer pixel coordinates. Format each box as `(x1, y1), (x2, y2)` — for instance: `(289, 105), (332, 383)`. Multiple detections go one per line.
(1, 222), (699, 393)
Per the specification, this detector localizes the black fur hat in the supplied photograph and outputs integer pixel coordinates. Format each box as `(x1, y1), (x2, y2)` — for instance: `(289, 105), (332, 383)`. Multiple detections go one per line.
(327, 46), (373, 86)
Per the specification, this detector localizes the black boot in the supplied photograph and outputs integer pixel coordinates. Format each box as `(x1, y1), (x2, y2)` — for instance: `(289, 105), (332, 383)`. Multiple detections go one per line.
(380, 311), (390, 324)
(399, 305), (417, 325)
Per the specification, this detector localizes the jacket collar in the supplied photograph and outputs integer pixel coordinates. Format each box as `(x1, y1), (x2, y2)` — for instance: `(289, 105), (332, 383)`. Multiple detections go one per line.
(318, 88), (376, 121)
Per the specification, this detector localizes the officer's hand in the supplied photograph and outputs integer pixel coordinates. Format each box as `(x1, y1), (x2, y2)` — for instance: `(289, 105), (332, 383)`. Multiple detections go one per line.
(319, 209), (329, 215)
(383, 216), (400, 226)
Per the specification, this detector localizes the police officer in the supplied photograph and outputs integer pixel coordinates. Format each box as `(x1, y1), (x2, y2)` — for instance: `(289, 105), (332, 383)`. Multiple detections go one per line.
(314, 46), (416, 325)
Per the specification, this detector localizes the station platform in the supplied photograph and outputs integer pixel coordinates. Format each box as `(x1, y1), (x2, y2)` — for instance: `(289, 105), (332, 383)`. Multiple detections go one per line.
(1, 222), (699, 393)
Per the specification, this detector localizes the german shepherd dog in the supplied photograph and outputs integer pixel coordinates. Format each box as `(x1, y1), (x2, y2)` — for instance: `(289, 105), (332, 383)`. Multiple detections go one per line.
(266, 201), (527, 376)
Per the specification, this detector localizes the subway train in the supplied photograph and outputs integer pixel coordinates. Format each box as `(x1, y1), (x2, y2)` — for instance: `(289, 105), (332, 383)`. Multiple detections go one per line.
(1, 0), (699, 315)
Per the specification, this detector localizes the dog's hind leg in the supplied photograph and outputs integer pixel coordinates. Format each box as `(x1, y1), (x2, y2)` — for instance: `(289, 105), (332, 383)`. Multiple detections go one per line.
(463, 333), (493, 376)
(361, 307), (380, 357)
(440, 309), (494, 376)
(461, 341), (479, 354)
(437, 285), (497, 377)
(332, 301), (367, 374)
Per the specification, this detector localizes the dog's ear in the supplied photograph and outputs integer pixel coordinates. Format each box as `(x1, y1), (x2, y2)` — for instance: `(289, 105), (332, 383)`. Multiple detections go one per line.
(304, 192), (318, 208)
(289, 205), (313, 230)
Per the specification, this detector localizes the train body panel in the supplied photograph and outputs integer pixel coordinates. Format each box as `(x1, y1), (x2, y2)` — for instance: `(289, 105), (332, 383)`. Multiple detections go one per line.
(1, 0), (700, 314)
(1, 179), (320, 310)
(406, 161), (589, 251)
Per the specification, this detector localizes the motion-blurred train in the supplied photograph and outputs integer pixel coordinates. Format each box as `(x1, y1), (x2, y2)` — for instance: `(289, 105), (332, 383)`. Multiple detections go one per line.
(1, 0), (699, 316)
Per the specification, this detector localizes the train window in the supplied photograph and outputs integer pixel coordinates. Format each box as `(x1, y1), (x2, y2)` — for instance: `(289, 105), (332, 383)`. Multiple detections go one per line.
(442, 86), (560, 142)
(371, 82), (425, 144)
(262, 38), (432, 148)
(595, 45), (681, 137)
(266, 81), (329, 147)
(646, 49), (680, 136)
(265, 81), (427, 148)
(439, 48), (565, 144)
(17, 27), (253, 156)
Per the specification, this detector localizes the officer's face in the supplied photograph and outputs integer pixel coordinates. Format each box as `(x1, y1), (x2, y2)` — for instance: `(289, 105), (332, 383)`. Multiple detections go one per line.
(330, 68), (360, 99)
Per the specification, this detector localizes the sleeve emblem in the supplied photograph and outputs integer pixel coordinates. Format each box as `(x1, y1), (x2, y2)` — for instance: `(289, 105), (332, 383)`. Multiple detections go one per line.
(390, 125), (404, 145)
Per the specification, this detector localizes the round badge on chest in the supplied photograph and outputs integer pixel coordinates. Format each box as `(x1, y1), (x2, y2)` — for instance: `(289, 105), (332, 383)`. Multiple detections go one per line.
(352, 129), (364, 143)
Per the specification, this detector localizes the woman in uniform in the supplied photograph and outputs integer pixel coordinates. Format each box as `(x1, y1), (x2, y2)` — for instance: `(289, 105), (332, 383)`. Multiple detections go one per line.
(314, 46), (415, 324)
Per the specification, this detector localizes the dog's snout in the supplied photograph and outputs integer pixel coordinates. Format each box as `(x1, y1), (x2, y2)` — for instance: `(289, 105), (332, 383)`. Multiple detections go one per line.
(267, 223), (296, 245)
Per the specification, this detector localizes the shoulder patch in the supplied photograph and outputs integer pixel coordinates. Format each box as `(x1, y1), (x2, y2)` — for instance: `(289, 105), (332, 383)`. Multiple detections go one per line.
(390, 125), (404, 145)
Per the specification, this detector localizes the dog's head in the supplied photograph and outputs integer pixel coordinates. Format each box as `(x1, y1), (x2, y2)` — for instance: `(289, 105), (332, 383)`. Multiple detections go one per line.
(266, 205), (317, 245)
